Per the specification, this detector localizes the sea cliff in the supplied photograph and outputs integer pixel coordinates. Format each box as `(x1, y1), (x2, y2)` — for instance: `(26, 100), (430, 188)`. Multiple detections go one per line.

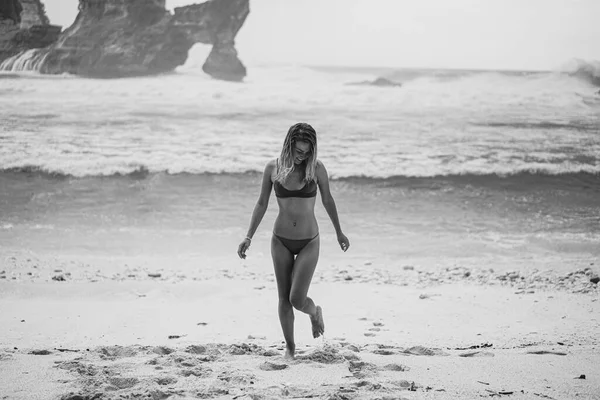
(0, 0), (249, 81)
(0, 0), (60, 65)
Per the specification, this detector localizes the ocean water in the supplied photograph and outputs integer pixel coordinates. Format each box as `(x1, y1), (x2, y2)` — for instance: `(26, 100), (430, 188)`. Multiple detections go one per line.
(1, 51), (599, 274)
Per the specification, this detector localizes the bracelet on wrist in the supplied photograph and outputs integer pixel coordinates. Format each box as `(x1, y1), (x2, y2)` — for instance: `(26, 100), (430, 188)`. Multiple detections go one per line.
(245, 236), (252, 241)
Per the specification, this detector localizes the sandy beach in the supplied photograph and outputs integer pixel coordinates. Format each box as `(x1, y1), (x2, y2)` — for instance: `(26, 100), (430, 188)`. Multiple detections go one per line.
(1, 251), (599, 400)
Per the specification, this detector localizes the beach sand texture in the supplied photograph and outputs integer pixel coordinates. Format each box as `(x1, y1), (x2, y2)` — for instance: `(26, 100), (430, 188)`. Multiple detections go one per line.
(1, 257), (599, 400)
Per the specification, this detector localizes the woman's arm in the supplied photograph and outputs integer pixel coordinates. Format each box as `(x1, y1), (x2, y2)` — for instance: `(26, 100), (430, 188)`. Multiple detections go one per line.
(238, 160), (275, 258)
(316, 160), (349, 251)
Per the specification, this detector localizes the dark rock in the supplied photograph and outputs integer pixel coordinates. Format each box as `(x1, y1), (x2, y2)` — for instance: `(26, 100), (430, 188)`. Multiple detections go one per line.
(0, 0), (61, 65)
(590, 276), (599, 284)
(168, 335), (183, 339)
(0, 0), (23, 25)
(0, 0), (249, 81)
(526, 350), (567, 356)
(347, 77), (402, 87)
(20, 0), (50, 27)
(202, 42), (245, 81)
(30, 349), (52, 355)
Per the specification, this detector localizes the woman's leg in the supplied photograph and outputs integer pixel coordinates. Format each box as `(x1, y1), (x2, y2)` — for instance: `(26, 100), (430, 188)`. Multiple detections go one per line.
(271, 235), (296, 358)
(288, 236), (324, 338)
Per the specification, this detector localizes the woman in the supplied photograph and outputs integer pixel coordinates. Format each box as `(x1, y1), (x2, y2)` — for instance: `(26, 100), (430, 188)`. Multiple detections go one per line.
(237, 122), (350, 360)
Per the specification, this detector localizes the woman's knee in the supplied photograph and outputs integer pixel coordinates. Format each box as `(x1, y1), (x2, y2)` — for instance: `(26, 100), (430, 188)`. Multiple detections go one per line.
(289, 292), (306, 310)
(279, 297), (293, 309)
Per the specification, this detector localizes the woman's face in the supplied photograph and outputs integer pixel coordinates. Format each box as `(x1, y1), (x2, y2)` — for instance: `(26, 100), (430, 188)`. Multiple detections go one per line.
(292, 140), (311, 165)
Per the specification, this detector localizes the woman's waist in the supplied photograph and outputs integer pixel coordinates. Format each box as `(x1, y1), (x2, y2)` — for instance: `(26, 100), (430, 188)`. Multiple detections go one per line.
(275, 210), (317, 223)
(273, 215), (318, 239)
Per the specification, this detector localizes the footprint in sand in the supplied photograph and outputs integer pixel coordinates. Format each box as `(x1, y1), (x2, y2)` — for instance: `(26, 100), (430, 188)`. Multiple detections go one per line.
(342, 351), (360, 361)
(247, 335), (267, 340)
(353, 380), (382, 390)
(348, 360), (378, 379)
(151, 346), (175, 355)
(98, 345), (138, 359)
(259, 361), (288, 371)
(296, 345), (346, 364)
(344, 344), (360, 352)
(56, 360), (98, 376)
(155, 376), (178, 386)
(179, 367), (212, 378)
(185, 345), (207, 354)
(107, 377), (139, 390)
(382, 363), (410, 371)
(362, 320), (384, 337)
(459, 351), (495, 357)
(526, 350), (567, 356)
(372, 349), (395, 355)
(391, 380), (419, 391)
(403, 346), (449, 356)
(262, 349), (279, 357)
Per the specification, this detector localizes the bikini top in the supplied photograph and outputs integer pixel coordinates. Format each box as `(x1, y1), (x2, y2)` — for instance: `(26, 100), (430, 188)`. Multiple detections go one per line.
(274, 179), (317, 198)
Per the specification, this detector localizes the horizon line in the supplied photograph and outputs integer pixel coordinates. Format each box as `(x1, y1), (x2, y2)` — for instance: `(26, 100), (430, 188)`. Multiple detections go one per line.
(303, 63), (552, 74)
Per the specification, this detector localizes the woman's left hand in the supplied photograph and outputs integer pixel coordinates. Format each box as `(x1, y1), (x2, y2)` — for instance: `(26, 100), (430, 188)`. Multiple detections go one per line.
(337, 233), (350, 252)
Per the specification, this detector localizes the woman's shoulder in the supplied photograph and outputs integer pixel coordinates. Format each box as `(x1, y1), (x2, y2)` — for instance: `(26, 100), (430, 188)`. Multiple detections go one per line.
(265, 158), (278, 181)
(315, 159), (327, 174)
(266, 158), (278, 169)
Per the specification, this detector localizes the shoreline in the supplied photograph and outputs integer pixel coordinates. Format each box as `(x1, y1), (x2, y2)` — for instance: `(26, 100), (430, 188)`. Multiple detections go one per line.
(1, 248), (598, 294)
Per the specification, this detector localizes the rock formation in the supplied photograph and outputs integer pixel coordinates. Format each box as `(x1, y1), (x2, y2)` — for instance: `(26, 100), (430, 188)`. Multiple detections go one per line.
(346, 77), (403, 88)
(19, 0), (50, 27)
(172, 1), (247, 81)
(0, 0), (24, 25)
(0, 0), (61, 64)
(0, 0), (249, 81)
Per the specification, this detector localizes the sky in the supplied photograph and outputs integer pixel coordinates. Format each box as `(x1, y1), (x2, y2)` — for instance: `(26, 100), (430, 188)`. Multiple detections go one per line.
(42, 0), (600, 71)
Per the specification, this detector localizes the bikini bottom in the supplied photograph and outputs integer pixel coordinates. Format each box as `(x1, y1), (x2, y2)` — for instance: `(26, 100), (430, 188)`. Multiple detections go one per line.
(273, 232), (319, 256)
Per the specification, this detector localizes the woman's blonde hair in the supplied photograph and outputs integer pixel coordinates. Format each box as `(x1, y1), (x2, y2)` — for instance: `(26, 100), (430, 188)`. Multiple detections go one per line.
(275, 122), (318, 183)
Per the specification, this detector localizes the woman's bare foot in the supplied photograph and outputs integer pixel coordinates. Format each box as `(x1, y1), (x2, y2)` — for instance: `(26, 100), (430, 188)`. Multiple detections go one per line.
(284, 344), (295, 360)
(310, 306), (325, 338)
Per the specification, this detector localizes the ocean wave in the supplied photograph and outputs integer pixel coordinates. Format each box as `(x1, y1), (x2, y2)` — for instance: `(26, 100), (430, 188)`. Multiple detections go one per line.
(472, 121), (599, 131)
(561, 58), (600, 87)
(2, 164), (599, 182)
(336, 171), (600, 189)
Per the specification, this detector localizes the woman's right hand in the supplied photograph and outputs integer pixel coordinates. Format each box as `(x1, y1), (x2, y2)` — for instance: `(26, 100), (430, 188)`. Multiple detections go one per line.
(237, 238), (251, 259)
